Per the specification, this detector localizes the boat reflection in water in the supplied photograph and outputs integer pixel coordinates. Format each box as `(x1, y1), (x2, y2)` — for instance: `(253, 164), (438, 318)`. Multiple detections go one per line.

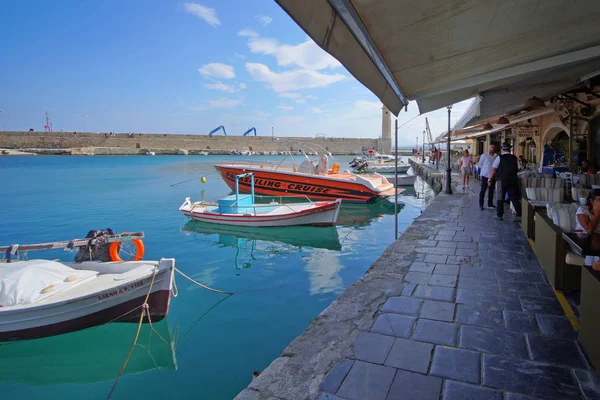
(0, 319), (176, 386)
(181, 220), (342, 251)
(336, 201), (404, 227)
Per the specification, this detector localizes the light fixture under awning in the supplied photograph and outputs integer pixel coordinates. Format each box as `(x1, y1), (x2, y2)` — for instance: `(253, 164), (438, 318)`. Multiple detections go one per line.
(276, 0), (600, 115)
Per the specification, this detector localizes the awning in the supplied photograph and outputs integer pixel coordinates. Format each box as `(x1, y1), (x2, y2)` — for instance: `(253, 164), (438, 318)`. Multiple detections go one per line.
(453, 107), (556, 139)
(276, 0), (600, 115)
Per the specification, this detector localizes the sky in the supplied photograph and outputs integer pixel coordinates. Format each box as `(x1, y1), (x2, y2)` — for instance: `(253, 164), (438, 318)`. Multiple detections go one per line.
(0, 0), (472, 146)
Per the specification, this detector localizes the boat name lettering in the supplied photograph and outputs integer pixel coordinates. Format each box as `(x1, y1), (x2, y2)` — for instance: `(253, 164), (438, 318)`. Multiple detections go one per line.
(97, 280), (144, 300)
(225, 172), (281, 188)
(287, 183), (330, 193)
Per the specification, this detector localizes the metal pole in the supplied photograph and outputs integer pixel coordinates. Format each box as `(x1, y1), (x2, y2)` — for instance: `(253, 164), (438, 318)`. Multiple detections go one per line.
(394, 118), (398, 240)
(422, 130), (425, 163)
(445, 105), (453, 194)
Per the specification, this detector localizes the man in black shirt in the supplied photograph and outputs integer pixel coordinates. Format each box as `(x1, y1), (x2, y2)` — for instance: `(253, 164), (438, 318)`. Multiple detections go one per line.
(488, 142), (521, 221)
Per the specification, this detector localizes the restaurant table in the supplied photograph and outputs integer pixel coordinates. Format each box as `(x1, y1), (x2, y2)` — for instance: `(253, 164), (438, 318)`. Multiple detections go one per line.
(561, 231), (600, 369)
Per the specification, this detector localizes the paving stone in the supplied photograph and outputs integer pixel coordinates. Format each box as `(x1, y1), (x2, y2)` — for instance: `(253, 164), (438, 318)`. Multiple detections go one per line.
(437, 241), (458, 248)
(409, 262), (435, 273)
(447, 255), (473, 265)
(457, 290), (522, 311)
(424, 254), (448, 264)
(419, 300), (455, 322)
(371, 313), (416, 338)
(455, 248), (477, 257)
(337, 360), (396, 400)
(430, 346), (481, 383)
(316, 393), (349, 400)
(413, 319), (458, 346)
(412, 284), (455, 302)
(453, 236), (473, 242)
(504, 394), (537, 400)
(573, 369), (600, 400)
(519, 295), (564, 315)
(496, 270), (546, 283)
(527, 336), (588, 369)
(415, 240), (438, 247)
(456, 304), (503, 328)
(434, 264), (460, 276)
(384, 337), (433, 373)
(498, 281), (540, 296)
(401, 284), (416, 296)
(353, 332), (394, 364)
(457, 241), (477, 249)
(381, 296), (422, 316)
(483, 354), (579, 400)
(404, 271), (433, 285)
(319, 359), (353, 393)
(386, 369), (442, 400)
(503, 311), (540, 334)
(536, 315), (578, 339)
(435, 235), (454, 241)
(443, 380), (501, 400)
(460, 325), (528, 359)
(535, 284), (557, 298)
(429, 273), (457, 287)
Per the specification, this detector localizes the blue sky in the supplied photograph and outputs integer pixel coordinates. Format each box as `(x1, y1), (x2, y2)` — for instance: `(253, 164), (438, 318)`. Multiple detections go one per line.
(0, 0), (471, 145)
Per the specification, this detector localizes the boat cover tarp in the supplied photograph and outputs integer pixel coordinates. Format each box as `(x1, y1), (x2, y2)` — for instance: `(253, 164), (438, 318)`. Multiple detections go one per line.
(0, 260), (97, 307)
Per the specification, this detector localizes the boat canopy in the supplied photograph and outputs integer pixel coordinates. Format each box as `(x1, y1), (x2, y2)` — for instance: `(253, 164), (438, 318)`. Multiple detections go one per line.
(276, 0), (600, 115)
(0, 260), (97, 307)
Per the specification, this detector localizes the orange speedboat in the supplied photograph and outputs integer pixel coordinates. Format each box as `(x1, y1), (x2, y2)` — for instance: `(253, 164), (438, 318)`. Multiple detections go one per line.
(214, 155), (401, 204)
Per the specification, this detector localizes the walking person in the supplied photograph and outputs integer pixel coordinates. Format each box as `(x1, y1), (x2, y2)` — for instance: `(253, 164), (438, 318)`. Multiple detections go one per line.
(458, 150), (473, 189)
(477, 144), (498, 210)
(488, 142), (522, 221)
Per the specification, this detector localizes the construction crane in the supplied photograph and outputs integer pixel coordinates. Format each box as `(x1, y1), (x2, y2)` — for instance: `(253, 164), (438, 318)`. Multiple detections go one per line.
(208, 125), (227, 136)
(44, 111), (53, 132)
(425, 117), (433, 146)
(242, 127), (256, 136)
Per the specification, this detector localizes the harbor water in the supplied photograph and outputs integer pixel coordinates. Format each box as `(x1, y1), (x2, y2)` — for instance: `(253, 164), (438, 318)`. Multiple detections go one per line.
(0, 155), (433, 399)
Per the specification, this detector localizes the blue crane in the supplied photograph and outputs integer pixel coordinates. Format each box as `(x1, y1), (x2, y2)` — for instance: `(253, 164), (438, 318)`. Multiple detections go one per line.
(208, 125), (227, 136)
(242, 127), (256, 136)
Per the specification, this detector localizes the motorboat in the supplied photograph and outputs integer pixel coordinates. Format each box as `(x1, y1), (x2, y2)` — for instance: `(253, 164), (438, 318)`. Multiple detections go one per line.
(180, 172), (342, 227)
(360, 164), (410, 174)
(0, 232), (175, 341)
(0, 319), (177, 385)
(214, 145), (402, 203)
(386, 174), (417, 186)
(145, 151), (156, 156)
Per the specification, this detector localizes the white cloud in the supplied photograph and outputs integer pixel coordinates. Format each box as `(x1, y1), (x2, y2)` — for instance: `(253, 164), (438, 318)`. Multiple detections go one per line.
(238, 83), (247, 90)
(198, 63), (235, 79)
(183, 3), (220, 27)
(245, 63), (346, 92)
(203, 81), (236, 93)
(344, 100), (381, 119)
(256, 15), (273, 26)
(294, 99), (307, 104)
(312, 108), (323, 113)
(278, 105), (294, 111)
(243, 32), (341, 71)
(234, 52), (246, 59)
(305, 95), (317, 100)
(237, 29), (259, 38)
(279, 92), (301, 99)
(206, 98), (242, 109)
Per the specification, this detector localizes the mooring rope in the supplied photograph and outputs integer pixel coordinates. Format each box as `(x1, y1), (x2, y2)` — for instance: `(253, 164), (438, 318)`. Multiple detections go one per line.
(174, 267), (234, 295)
(106, 266), (159, 400)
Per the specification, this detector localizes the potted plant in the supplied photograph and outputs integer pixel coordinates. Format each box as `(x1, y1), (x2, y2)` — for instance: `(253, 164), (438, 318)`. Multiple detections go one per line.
(528, 140), (536, 149)
(519, 141), (527, 148)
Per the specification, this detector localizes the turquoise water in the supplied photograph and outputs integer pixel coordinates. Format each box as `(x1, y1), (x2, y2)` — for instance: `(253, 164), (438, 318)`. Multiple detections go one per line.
(0, 155), (432, 399)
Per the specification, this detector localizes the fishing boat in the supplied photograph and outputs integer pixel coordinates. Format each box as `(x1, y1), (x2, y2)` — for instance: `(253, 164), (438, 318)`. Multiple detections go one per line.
(180, 172), (342, 227)
(214, 148), (401, 203)
(0, 231), (175, 342)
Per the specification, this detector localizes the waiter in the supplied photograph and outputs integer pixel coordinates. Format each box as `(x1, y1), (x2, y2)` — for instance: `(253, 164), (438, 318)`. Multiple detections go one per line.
(488, 142), (521, 222)
(477, 143), (498, 210)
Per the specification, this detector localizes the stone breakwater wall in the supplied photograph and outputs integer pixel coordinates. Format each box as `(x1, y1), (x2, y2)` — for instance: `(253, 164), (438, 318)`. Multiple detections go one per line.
(0, 131), (390, 155)
(409, 159), (444, 193)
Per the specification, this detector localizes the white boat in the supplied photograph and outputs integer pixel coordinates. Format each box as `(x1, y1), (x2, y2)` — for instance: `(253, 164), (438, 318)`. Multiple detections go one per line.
(362, 164), (410, 174)
(180, 172), (342, 227)
(198, 151), (209, 156)
(0, 232), (174, 342)
(386, 174), (417, 186)
(145, 151), (156, 156)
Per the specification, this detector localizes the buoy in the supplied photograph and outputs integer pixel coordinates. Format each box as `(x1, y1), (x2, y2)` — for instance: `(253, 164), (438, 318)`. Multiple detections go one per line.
(201, 177), (207, 183)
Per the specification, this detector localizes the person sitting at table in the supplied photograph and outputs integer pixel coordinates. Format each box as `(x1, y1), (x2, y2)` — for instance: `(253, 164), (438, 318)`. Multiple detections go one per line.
(576, 188), (600, 270)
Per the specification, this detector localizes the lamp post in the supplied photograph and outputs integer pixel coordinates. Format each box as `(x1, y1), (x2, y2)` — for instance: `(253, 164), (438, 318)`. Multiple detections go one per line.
(422, 130), (426, 163)
(81, 114), (88, 131)
(394, 118), (398, 239)
(445, 105), (453, 194)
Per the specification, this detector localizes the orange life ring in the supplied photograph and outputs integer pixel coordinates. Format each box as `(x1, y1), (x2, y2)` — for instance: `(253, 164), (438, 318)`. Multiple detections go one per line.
(109, 239), (145, 262)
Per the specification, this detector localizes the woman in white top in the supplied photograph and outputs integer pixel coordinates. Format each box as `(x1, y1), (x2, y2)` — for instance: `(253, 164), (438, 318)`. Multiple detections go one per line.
(575, 188), (600, 270)
(458, 150), (473, 188)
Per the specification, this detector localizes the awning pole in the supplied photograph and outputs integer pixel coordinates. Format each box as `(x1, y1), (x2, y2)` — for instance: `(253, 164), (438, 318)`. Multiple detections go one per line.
(395, 118), (398, 239)
(445, 106), (453, 194)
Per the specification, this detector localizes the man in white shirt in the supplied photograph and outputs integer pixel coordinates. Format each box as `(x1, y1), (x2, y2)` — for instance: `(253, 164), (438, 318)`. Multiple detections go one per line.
(477, 143), (498, 211)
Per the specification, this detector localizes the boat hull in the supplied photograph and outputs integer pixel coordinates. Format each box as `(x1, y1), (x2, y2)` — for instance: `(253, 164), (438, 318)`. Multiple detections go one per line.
(215, 165), (389, 203)
(362, 165), (410, 174)
(0, 259), (174, 342)
(181, 199), (341, 227)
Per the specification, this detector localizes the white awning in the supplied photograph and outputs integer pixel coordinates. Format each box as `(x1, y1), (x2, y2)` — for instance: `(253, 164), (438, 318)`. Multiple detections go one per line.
(276, 0), (600, 115)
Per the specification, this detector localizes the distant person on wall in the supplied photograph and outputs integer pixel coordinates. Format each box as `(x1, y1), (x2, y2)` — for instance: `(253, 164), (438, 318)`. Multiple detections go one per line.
(435, 148), (440, 170)
(477, 144), (498, 210)
(488, 142), (521, 221)
(458, 149), (473, 189)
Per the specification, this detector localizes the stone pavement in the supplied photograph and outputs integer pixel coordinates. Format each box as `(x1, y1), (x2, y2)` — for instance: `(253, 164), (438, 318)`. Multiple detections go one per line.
(236, 163), (600, 400)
